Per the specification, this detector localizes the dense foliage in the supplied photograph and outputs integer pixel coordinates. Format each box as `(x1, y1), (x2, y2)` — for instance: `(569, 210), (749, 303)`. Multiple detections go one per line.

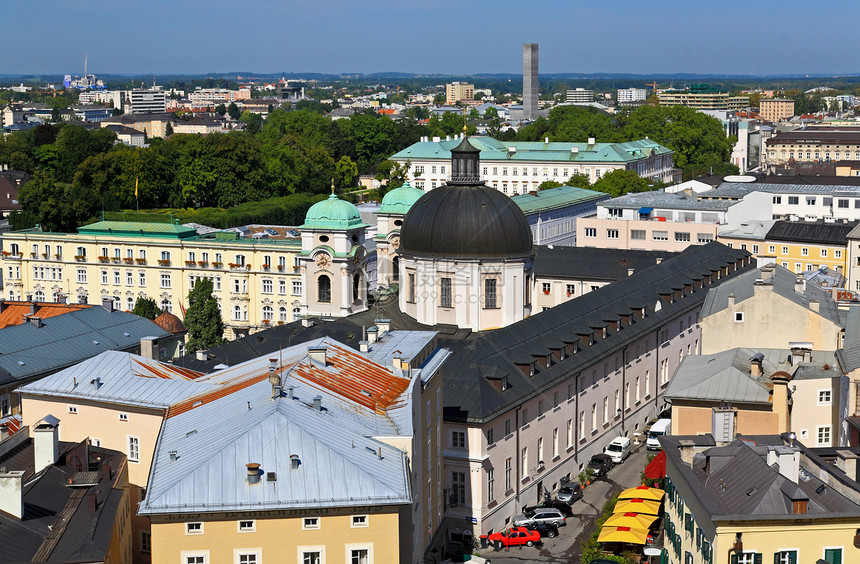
(518, 105), (738, 180)
(184, 278), (224, 353)
(131, 296), (162, 320)
(4, 103), (738, 232)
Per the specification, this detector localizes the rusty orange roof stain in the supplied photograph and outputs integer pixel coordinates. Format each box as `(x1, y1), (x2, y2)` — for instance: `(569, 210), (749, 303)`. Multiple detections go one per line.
(167, 372), (272, 418)
(291, 342), (410, 413)
(131, 358), (204, 381)
(0, 302), (91, 329)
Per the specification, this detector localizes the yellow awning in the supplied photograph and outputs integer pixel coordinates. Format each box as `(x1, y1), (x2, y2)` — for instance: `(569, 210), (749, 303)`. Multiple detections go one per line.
(618, 486), (665, 501)
(597, 525), (650, 544)
(613, 498), (661, 515)
(604, 512), (659, 529)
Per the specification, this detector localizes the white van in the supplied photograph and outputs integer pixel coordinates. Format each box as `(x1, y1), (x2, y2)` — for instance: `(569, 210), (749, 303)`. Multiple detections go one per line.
(604, 436), (631, 463)
(646, 419), (671, 451)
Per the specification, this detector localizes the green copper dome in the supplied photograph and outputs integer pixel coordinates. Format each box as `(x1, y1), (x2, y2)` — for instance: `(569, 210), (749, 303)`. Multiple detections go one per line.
(301, 193), (368, 231)
(380, 182), (425, 215)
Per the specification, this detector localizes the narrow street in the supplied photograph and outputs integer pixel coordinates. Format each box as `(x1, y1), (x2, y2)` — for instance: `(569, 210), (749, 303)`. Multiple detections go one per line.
(476, 444), (651, 563)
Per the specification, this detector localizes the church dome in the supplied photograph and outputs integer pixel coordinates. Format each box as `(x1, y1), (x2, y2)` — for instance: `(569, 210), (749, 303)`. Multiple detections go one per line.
(153, 311), (187, 334)
(400, 138), (533, 260)
(301, 193), (366, 231)
(380, 181), (424, 215)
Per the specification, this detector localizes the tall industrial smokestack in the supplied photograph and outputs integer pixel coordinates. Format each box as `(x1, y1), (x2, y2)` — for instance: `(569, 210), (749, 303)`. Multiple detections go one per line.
(523, 43), (539, 121)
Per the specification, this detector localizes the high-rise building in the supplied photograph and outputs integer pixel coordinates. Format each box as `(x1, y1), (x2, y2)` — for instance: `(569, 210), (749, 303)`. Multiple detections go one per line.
(759, 98), (795, 122)
(129, 89), (167, 115)
(566, 88), (594, 103)
(523, 43), (538, 121)
(445, 82), (474, 104)
(618, 88), (648, 105)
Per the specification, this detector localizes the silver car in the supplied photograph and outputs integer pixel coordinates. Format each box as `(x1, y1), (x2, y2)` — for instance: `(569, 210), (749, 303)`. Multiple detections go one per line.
(512, 507), (566, 528)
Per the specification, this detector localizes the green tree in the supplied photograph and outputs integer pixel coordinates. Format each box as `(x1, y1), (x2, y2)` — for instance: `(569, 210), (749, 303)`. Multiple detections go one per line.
(591, 169), (651, 197)
(239, 111), (263, 134)
(184, 278), (224, 353)
(227, 102), (241, 120)
(334, 155), (359, 189)
(565, 172), (592, 188)
(132, 297), (162, 319)
(214, 103), (227, 116)
(538, 180), (562, 190)
(165, 121), (174, 136)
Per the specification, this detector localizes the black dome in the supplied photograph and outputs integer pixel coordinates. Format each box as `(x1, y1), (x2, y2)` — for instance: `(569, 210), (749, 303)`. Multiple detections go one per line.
(400, 183), (534, 260)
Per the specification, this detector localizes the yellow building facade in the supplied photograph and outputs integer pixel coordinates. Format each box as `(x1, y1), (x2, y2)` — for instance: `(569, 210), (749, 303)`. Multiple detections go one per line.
(149, 507), (405, 564)
(719, 236), (849, 275)
(1, 221), (304, 340)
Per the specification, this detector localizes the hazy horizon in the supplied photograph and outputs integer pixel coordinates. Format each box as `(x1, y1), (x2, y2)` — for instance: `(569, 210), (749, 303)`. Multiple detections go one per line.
(4, 0), (858, 77)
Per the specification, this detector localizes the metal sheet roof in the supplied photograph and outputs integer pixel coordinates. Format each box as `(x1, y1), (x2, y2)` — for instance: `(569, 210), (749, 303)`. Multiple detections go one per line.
(664, 349), (772, 404)
(0, 307), (171, 385)
(18, 350), (210, 409)
(140, 378), (411, 515)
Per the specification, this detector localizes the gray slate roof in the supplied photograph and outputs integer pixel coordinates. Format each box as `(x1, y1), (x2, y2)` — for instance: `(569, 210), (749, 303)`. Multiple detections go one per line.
(699, 264), (843, 328)
(533, 246), (678, 281)
(664, 348), (774, 404)
(765, 220), (858, 246)
(0, 307), (171, 387)
(601, 190), (736, 211)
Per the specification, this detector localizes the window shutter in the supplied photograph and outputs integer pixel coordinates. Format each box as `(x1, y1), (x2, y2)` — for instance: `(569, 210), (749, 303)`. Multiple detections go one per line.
(790, 551), (797, 564)
(754, 554), (763, 564)
(731, 555), (738, 564)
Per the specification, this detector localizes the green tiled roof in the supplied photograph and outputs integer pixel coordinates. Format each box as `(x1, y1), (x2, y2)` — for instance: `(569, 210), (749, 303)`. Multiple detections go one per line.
(390, 136), (672, 164)
(511, 185), (609, 214)
(77, 221), (198, 239)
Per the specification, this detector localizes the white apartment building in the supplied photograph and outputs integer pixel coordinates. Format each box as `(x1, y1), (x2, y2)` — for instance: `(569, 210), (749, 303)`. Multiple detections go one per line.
(618, 88), (648, 104)
(188, 87), (252, 104)
(129, 90), (167, 115)
(565, 88), (594, 103)
(391, 135), (675, 194)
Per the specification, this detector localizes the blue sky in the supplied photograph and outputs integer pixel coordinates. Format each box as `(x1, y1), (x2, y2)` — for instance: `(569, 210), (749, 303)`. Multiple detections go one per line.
(4, 0), (858, 76)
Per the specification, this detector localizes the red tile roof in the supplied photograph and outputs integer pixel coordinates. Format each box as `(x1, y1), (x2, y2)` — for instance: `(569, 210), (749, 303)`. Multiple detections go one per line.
(0, 302), (91, 330)
(0, 414), (22, 436)
(153, 311), (187, 334)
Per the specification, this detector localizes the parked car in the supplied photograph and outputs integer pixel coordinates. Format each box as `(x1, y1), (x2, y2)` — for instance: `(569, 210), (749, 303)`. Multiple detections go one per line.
(526, 521), (560, 538)
(523, 499), (573, 518)
(604, 436), (632, 464)
(588, 453), (614, 478)
(513, 507), (566, 528)
(557, 483), (583, 504)
(488, 527), (541, 547)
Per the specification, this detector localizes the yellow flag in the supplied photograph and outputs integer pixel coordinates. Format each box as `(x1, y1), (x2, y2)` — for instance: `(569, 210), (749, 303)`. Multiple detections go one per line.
(135, 177), (139, 199)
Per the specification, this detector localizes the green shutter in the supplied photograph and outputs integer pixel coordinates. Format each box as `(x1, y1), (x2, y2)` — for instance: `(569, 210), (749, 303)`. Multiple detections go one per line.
(731, 555), (738, 564)
(825, 548), (842, 564)
(754, 554), (763, 564)
(773, 554), (779, 564)
(790, 551), (797, 564)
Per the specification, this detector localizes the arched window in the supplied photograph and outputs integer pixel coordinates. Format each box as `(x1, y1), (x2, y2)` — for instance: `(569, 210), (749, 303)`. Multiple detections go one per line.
(78, 294), (88, 305)
(113, 296), (122, 310)
(292, 307), (301, 317)
(161, 299), (172, 313)
(233, 305), (242, 321)
(262, 305), (273, 321)
(353, 273), (362, 302)
(34, 290), (45, 302)
(318, 275), (331, 303)
(392, 256), (400, 282)
(127, 297), (134, 311)
(279, 307), (288, 322)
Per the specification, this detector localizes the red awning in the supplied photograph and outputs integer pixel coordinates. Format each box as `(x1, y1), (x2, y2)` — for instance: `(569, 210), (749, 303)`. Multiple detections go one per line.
(644, 450), (666, 480)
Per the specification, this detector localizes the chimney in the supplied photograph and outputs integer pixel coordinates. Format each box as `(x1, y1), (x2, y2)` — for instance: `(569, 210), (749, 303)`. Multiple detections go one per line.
(196, 350), (208, 361)
(86, 491), (97, 513)
(290, 454), (300, 470)
(312, 395), (322, 412)
(0, 470), (24, 519)
(101, 297), (114, 312)
(29, 302), (36, 315)
(393, 356), (402, 371)
(140, 336), (159, 360)
(246, 462), (261, 485)
(301, 318), (315, 328)
(728, 293), (735, 307)
(375, 319), (391, 335)
(750, 353), (764, 377)
(809, 300), (820, 313)
(837, 449), (859, 481)
(308, 346), (327, 366)
(795, 277), (805, 294)
(770, 372), (791, 434)
(28, 316), (43, 328)
(367, 326), (379, 343)
(34, 415), (60, 474)
(587, 137), (596, 145)
(286, 386), (294, 400)
(359, 340), (369, 353)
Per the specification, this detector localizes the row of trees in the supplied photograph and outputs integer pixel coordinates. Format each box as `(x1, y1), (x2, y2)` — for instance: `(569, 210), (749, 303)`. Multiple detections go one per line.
(5, 103), (737, 232)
